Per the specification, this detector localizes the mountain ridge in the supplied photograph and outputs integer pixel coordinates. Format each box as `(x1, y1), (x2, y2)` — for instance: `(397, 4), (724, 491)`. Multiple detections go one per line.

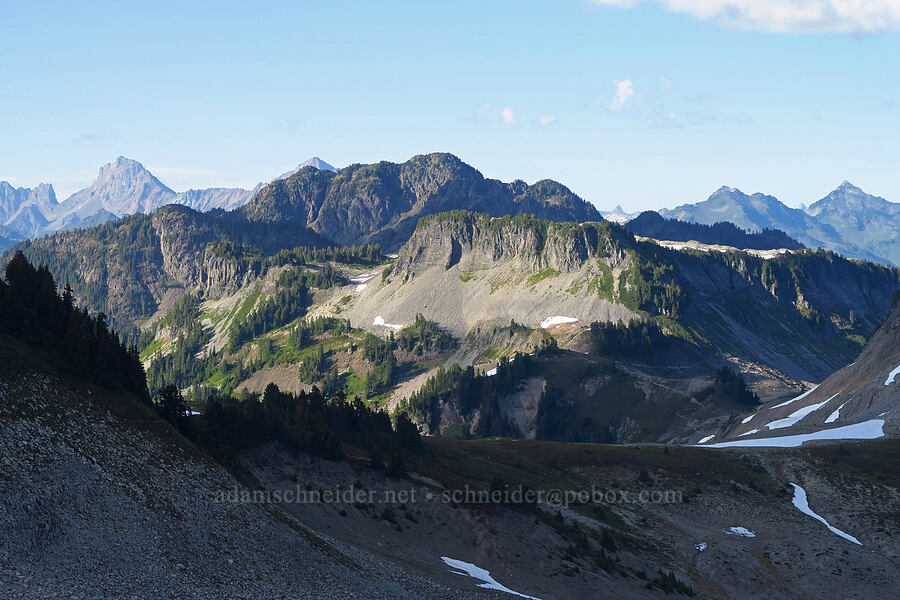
(661, 183), (898, 265)
(240, 152), (604, 250)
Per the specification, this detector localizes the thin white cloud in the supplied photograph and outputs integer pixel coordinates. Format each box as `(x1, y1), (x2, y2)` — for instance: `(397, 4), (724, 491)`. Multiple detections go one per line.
(501, 107), (515, 123)
(589, 0), (900, 33)
(538, 115), (557, 126)
(610, 79), (635, 111)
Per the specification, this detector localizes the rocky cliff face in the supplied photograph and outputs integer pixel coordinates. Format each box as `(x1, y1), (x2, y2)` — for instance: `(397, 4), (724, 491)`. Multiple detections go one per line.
(350, 211), (899, 383)
(393, 213), (628, 280)
(241, 153), (603, 250)
(7, 206), (267, 327)
(152, 206), (261, 295)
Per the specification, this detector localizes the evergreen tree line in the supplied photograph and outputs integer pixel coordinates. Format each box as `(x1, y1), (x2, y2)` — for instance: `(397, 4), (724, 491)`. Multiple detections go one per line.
(151, 292), (208, 354)
(406, 353), (538, 437)
(710, 366), (760, 407)
(167, 383), (423, 468)
(208, 241), (384, 270)
(588, 320), (669, 361)
(269, 243), (384, 267)
(396, 313), (456, 355)
(361, 333), (397, 399)
(0, 252), (148, 400)
(145, 342), (217, 396)
(228, 267), (344, 349)
(288, 316), (350, 350)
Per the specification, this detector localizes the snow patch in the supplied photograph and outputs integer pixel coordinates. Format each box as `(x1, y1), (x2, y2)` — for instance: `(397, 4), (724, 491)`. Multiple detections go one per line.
(789, 483), (861, 545)
(702, 419), (885, 448)
(738, 429), (759, 437)
(485, 367), (498, 377)
(764, 399), (831, 430)
(741, 413), (757, 424)
(373, 316), (402, 330)
(695, 542), (708, 552)
(725, 527), (756, 538)
(885, 363), (900, 386)
(698, 435), (715, 444)
(540, 316), (578, 329)
(825, 399), (846, 424)
(349, 274), (376, 283)
(770, 385), (819, 409)
(355, 283), (367, 292)
(441, 557), (542, 600)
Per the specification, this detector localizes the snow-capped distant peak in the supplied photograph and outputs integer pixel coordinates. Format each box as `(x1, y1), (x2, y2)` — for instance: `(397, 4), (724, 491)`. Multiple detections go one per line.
(299, 157), (336, 172)
(273, 157), (338, 182)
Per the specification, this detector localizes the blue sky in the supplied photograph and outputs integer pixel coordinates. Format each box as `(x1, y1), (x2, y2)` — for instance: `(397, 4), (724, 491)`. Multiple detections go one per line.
(1, 0), (899, 211)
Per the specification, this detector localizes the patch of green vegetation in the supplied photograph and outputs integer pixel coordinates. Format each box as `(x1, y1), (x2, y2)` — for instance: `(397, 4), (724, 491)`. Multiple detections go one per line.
(527, 267), (559, 286)
(201, 306), (229, 328)
(616, 250), (682, 319)
(565, 280), (583, 295)
(589, 261), (614, 299)
(139, 337), (165, 362)
(651, 314), (695, 342)
(343, 370), (367, 401)
(845, 333), (866, 347)
(234, 286), (261, 324)
(459, 270), (475, 283)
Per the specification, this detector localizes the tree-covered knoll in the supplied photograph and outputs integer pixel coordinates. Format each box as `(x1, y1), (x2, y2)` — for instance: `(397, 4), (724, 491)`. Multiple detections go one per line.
(0, 251), (148, 400)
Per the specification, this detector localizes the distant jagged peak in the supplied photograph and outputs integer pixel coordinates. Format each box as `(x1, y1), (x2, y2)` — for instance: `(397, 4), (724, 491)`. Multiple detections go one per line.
(57, 155), (176, 218)
(94, 155), (172, 189)
(273, 156), (338, 181)
(714, 184), (741, 194)
(837, 179), (861, 192)
(810, 180), (897, 216)
(299, 156), (336, 171)
(601, 204), (639, 224)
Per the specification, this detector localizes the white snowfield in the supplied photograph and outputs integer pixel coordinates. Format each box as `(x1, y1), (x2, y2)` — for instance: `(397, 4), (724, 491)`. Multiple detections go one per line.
(885, 363), (900, 386)
(373, 316), (403, 330)
(702, 419), (885, 448)
(695, 542), (708, 552)
(539, 316), (578, 329)
(355, 283), (367, 292)
(741, 413), (757, 424)
(789, 483), (862, 545)
(698, 435), (715, 444)
(764, 399), (831, 430)
(770, 385), (819, 410)
(441, 557), (542, 600)
(725, 527), (756, 537)
(738, 429), (759, 437)
(349, 274), (376, 283)
(825, 401), (846, 424)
